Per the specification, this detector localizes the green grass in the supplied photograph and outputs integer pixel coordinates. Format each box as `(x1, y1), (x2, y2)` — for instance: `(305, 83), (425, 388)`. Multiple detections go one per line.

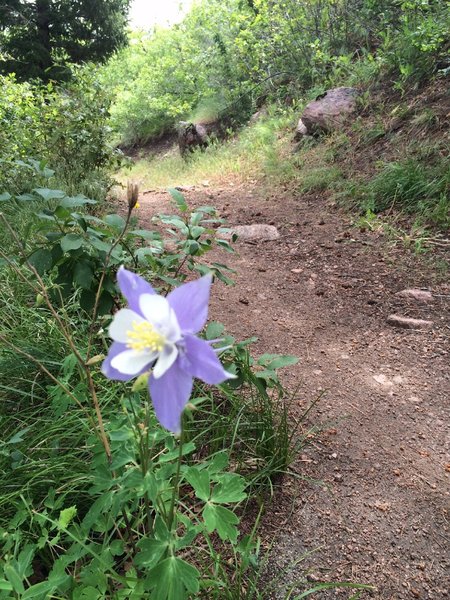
(360, 157), (450, 227)
(117, 108), (299, 189)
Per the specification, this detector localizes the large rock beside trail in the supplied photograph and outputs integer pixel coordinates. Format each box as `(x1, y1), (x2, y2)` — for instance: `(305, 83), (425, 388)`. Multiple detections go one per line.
(296, 87), (359, 137)
(219, 224), (280, 242)
(178, 121), (208, 155)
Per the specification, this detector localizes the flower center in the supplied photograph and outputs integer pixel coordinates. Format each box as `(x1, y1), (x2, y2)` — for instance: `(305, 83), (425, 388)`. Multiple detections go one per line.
(126, 321), (166, 353)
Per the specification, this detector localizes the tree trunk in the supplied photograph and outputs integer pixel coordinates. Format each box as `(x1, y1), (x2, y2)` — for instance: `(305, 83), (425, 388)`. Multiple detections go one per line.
(35, 0), (52, 73)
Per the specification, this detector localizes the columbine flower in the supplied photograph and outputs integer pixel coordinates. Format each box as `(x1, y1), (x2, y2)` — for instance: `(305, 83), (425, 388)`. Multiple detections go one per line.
(102, 267), (234, 433)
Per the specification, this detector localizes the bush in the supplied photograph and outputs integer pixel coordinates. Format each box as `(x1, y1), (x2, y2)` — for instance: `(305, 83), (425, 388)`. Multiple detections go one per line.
(0, 69), (122, 199)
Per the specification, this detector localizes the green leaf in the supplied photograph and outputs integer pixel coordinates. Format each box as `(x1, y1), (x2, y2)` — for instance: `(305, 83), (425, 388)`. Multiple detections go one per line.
(159, 441), (195, 463)
(184, 467), (210, 501)
(54, 205), (72, 221)
(146, 557), (199, 600)
(89, 237), (112, 253)
(0, 579), (13, 592)
(73, 262), (94, 290)
(134, 539), (168, 569)
(0, 192), (11, 202)
(3, 564), (25, 595)
(17, 193), (36, 202)
(21, 580), (61, 599)
(34, 188), (66, 201)
(210, 474), (247, 504)
(103, 214), (125, 230)
(203, 503), (239, 543)
(7, 427), (31, 444)
(58, 506), (77, 529)
(168, 188), (188, 212)
(130, 229), (161, 240)
(16, 543), (35, 578)
(60, 196), (97, 208)
(189, 225), (204, 239)
(205, 321), (225, 340)
(60, 234), (83, 252)
(80, 289), (96, 312)
(97, 291), (114, 316)
(257, 354), (299, 370)
(28, 249), (52, 275)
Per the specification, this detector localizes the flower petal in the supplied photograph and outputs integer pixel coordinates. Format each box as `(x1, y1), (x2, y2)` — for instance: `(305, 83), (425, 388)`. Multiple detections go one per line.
(139, 294), (181, 341)
(111, 348), (157, 375)
(109, 308), (145, 343)
(102, 342), (143, 381)
(167, 274), (212, 334)
(181, 334), (234, 384)
(153, 343), (178, 379)
(149, 361), (193, 433)
(117, 266), (156, 315)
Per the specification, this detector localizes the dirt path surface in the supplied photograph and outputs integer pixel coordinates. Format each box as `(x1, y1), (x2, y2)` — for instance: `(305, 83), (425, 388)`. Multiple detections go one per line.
(131, 181), (449, 599)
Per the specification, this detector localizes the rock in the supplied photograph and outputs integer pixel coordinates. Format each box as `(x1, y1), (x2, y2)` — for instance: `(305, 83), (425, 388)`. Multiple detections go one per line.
(294, 118), (308, 139)
(300, 87), (359, 135)
(250, 108), (268, 123)
(219, 224), (280, 242)
(396, 288), (433, 303)
(178, 121), (208, 155)
(387, 315), (434, 330)
(373, 374), (392, 386)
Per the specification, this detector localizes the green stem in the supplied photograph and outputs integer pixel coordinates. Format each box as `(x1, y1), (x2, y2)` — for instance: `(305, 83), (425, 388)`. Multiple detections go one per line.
(167, 425), (184, 532)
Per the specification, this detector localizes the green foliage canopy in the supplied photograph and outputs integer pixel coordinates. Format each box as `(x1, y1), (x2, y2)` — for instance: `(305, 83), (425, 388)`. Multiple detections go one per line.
(0, 0), (131, 81)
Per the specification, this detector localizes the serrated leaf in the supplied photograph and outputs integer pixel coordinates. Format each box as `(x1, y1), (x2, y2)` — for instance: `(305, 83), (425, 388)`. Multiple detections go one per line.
(17, 544), (36, 579)
(184, 467), (210, 501)
(210, 474), (247, 504)
(60, 234), (83, 252)
(3, 564), (25, 595)
(28, 249), (52, 275)
(168, 188), (188, 212)
(203, 503), (239, 542)
(58, 506), (77, 529)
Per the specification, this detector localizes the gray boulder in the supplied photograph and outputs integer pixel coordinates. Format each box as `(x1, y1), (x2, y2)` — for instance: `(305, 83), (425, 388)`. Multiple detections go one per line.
(178, 122), (208, 156)
(297, 87), (359, 137)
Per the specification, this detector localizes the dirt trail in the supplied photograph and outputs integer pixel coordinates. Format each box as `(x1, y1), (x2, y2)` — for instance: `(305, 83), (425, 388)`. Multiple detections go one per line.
(132, 181), (449, 599)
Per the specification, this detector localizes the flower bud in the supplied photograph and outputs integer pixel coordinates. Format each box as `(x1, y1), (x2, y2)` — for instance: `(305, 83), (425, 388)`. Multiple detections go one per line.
(127, 181), (139, 210)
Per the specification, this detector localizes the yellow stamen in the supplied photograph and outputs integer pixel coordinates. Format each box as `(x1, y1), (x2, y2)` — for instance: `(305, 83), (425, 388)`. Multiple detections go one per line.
(126, 321), (165, 353)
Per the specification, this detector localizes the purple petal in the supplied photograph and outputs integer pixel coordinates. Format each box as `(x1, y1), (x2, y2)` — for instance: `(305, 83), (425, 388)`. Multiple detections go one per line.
(167, 274), (212, 334)
(149, 361), (193, 433)
(181, 334), (233, 385)
(117, 266), (156, 315)
(101, 341), (139, 381)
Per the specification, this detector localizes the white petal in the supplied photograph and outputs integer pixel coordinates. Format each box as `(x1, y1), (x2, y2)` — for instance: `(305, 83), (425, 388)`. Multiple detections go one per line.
(152, 343), (178, 379)
(111, 348), (157, 375)
(139, 294), (181, 342)
(109, 309), (145, 343)
(139, 294), (170, 325)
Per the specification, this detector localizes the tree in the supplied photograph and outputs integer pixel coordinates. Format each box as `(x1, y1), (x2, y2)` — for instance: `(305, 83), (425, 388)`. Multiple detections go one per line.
(0, 0), (130, 81)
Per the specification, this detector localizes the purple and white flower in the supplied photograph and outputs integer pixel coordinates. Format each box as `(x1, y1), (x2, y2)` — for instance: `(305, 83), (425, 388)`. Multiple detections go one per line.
(102, 267), (234, 433)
